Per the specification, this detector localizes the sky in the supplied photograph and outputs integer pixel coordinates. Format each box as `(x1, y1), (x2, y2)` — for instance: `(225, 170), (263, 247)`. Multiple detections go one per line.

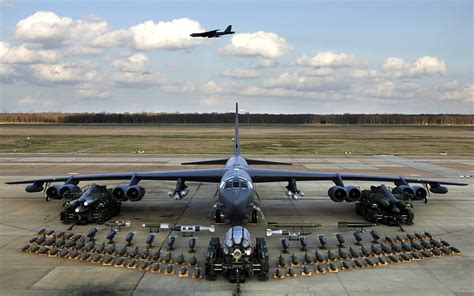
(0, 0), (472, 114)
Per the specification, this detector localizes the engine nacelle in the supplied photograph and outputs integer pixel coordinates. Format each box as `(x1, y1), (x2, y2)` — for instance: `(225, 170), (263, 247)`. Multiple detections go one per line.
(25, 182), (44, 193)
(392, 185), (414, 196)
(328, 186), (347, 202)
(45, 185), (63, 200)
(58, 184), (80, 198)
(411, 185), (428, 201)
(344, 186), (361, 202)
(429, 184), (448, 194)
(126, 185), (145, 202)
(112, 185), (129, 201)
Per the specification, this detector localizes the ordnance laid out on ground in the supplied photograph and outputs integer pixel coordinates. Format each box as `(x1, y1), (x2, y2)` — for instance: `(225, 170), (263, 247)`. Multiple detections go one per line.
(141, 223), (215, 236)
(60, 184), (121, 225)
(20, 227), (461, 283)
(271, 230), (461, 280)
(20, 227), (205, 280)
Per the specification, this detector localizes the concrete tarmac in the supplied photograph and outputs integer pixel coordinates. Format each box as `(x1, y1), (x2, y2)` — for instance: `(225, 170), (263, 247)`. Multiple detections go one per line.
(0, 154), (473, 295)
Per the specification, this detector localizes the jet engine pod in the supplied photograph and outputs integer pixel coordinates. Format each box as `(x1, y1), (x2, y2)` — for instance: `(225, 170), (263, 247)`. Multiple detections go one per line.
(429, 184), (448, 194)
(392, 185), (414, 196)
(112, 185), (129, 201)
(25, 182), (44, 193)
(126, 185), (145, 201)
(58, 184), (80, 198)
(328, 186), (347, 202)
(344, 186), (361, 202)
(46, 185), (63, 200)
(411, 185), (428, 201)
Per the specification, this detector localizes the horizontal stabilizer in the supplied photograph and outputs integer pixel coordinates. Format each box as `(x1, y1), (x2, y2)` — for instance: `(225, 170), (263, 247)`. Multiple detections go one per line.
(245, 158), (292, 166)
(181, 158), (229, 165)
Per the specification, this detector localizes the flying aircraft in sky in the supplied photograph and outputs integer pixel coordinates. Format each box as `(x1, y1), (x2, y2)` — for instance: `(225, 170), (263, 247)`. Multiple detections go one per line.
(190, 25), (235, 38)
(6, 103), (467, 225)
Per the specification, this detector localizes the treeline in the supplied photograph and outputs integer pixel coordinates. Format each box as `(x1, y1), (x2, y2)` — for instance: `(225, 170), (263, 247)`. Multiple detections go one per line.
(1, 113), (473, 125)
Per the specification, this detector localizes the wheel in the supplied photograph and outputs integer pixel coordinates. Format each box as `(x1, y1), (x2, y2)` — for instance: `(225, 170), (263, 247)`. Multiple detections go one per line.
(251, 209), (258, 224)
(215, 209), (223, 224)
(205, 264), (217, 281)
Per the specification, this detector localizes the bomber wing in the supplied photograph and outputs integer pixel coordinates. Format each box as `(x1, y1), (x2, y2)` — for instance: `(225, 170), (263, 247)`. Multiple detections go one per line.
(246, 168), (468, 186)
(5, 168), (227, 185)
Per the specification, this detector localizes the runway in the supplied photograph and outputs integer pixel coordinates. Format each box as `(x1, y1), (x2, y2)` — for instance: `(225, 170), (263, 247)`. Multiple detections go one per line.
(0, 154), (473, 295)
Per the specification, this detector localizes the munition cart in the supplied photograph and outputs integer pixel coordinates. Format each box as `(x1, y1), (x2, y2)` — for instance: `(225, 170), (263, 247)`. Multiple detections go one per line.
(355, 185), (415, 226)
(205, 226), (269, 283)
(60, 185), (121, 225)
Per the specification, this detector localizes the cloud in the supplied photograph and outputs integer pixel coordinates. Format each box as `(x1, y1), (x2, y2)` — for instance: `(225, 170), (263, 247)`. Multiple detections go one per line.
(297, 51), (367, 67)
(15, 11), (74, 44)
(129, 18), (205, 50)
(381, 56), (447, 78)
(112, 53), (150, 72)
(222, 68), (262, 79)
(219, 31), (292, 58)
(161, 80), (196, 93)
(30, 63), (98, 84)
(14, 12), (204, 53)
(18, 96), (54, 108)
(75, 83), (111, 98)
(262, 72), (348, 92)
(251, 58), (276, 68)
(202, 80), (238, 94)
(112, 71), (165, 88)
(441, 84), (474, 102)
(409, 56), (447, 76)
(0, 42), (59, 64)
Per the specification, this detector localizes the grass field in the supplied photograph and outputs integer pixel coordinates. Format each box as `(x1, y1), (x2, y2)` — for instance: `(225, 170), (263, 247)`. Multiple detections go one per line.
(0, 124), (473, 155)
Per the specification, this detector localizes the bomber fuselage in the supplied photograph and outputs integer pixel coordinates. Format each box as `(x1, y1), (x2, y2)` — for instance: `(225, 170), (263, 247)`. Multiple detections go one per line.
(218, 155), (255, 225)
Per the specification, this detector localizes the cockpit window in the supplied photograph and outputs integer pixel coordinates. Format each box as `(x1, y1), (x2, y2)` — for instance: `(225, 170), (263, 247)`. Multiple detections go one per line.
(223, 179), (250, 190)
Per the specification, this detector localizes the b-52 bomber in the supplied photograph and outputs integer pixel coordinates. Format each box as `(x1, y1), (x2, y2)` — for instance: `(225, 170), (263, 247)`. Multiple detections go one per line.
(190, 25), (234, 38)
(6, 103), (467, 225)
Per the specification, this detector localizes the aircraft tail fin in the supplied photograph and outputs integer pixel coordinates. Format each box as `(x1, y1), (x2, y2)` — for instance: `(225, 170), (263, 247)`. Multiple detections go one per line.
(224, 25), (232, 33)
(234, 102), (240, 155)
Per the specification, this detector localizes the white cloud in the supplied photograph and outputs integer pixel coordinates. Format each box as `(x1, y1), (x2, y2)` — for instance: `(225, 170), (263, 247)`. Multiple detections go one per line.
(18, 96), (38, 105)
(18, 96), (54, 108)
(263, 72), (347, 92)
(441, 84), (474, 102)
(129, 18), (205, 50)
(222, 68), (262, 79)
(202, 80), (238, 94)
(381, 56), (447, 78)
(219, 31), (292, 58)
(251, 58), (276, 68)
(112, 53), (150, 72)
(30, 63), (98, 84)
(65, 46), (104, 56)
(297, 51), (367, 67)
(409, 56), (447, 76)
(0, 42), (59, 64)
(161, 81), (196, 93)
(15, 11), (73, 44)
(75, 83), (111, 98)
(112, 71), (165, 88)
